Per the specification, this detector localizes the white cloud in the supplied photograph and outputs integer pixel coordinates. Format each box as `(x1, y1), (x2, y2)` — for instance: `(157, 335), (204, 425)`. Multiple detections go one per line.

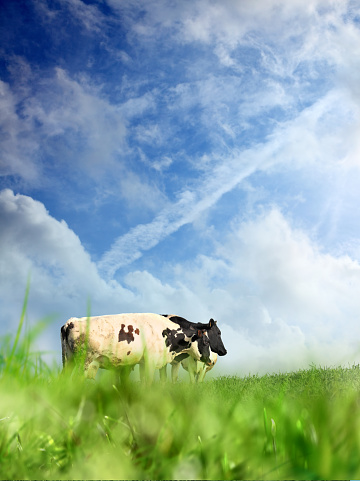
(1, 66), (165, 211)
(152, 156), (173, 172)
(219, 209), (360, 367)
(116, 0), (352, 66)
(0, 189), (134, 334)
(0, 67), (127, 183)
(28, 68), (127, 171)
(34, 0), (107, 34)
(62, 0), (106, 33)
(0, 80), (40, 183)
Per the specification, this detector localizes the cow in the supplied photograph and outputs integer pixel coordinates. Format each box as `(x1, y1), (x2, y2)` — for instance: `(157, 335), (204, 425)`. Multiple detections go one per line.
(158, 314), (227, 381)
(60, 313), (212, 384)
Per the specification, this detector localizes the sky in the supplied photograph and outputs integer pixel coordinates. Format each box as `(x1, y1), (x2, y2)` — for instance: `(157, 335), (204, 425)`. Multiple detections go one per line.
(1, 0), (360, 376)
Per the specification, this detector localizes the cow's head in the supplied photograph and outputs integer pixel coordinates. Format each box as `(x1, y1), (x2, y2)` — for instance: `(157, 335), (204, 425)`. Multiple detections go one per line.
(205, 319), (227, 356)
(192, 329), (212, 366)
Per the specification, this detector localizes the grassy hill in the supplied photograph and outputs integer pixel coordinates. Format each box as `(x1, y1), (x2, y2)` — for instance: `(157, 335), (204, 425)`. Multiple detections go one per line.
(1, 315), (360, 479)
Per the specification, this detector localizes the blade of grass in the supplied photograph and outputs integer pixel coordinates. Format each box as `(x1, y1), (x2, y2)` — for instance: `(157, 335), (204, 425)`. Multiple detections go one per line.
(4, 277), (30, 374)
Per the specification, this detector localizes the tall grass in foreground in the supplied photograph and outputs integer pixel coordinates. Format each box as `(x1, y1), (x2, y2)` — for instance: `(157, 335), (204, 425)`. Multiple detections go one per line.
(2, 314), (360, 479)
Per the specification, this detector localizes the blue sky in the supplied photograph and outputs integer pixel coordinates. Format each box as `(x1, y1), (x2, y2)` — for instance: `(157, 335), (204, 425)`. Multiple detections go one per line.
(2, 0), (360, 375)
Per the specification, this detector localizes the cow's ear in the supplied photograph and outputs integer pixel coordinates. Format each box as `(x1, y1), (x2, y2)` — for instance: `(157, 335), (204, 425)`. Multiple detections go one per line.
(191, 331), (199, 341)
(209, 318), (214, 327)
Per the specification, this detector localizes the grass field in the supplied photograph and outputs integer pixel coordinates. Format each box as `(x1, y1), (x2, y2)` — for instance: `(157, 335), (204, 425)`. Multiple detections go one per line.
(1, 307), (360, 479)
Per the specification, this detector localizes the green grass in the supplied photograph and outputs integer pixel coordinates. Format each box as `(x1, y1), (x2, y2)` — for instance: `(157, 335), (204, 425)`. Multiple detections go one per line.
(2, 310), (360, 479)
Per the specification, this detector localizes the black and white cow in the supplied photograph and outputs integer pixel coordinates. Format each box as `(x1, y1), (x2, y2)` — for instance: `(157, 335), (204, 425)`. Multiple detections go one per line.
(159, 314), (227, 381)
(60, 313), (211, 383)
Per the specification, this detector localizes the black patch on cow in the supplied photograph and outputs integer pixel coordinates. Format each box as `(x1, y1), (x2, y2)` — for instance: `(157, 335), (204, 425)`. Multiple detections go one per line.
(173, 353), (189, 363)
(161, 315), (194, 329)
(162, 328), (191, 353)
(61, 321), (74, 343)
(118, 324), (135, 344)
(127, 351), (131, 356)
(135, 328), (140, 335)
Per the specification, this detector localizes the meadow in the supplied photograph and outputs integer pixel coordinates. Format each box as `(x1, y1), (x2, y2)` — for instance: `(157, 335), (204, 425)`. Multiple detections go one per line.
(1, 301), (360, 480)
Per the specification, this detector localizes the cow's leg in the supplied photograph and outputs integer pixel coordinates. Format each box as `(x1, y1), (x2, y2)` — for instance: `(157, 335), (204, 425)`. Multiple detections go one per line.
(139, 362), (145, 383)
(159, 365), (167, 382)
(187, 359), (197, 384)
(188, 369), (196, 383)
(146, 366), (155, 385)
(119, 366), (132, 386)
(139, 361), (155, 385)
(171, 363), (180, 383)
(85, 359), (100, 380)
(197, 366), (207, 383)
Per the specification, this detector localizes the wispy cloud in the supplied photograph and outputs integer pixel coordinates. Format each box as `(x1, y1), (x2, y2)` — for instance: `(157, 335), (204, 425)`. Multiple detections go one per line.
(0, 65), (166, 210)
(34, 0), (107, 34)
(0, 79), (41, 183)
(99, 83), (359, 277)
(99, 139), (271, 277)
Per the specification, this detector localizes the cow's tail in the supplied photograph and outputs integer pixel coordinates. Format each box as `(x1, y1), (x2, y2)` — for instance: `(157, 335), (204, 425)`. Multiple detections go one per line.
(60, 325), (68, 369)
